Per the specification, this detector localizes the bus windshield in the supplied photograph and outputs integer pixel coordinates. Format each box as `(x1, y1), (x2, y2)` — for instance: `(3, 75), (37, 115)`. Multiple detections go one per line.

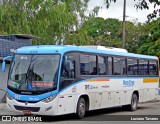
(8, 54), (60, 94)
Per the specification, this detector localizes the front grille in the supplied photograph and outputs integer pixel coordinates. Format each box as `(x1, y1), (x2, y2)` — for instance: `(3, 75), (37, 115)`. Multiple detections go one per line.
(14, 105), (40, 112)
(16, 100), (39, 103)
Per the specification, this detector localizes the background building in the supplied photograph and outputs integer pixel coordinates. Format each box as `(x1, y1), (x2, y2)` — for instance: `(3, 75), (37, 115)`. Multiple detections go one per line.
(0, 34), (34, 102)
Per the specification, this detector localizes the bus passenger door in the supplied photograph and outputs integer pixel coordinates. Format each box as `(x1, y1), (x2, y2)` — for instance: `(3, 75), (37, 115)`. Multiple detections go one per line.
(58, 53), (78, 115)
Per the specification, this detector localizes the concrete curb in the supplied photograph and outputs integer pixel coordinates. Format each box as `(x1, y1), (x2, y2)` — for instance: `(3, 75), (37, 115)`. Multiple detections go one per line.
(0, 103), (7, 110)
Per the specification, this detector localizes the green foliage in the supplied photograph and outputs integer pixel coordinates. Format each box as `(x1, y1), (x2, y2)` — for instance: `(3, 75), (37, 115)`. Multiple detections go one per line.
(0, 0), (89, 44)
(79, 17), (122, 47)
(65, 31), (91, 45)
(137, 18), (160, 57)
(79, 16), (160, 57)
(124, 21), (147, 53)
(81, 17), (105, 37)
(1, 0), (160, 58)
(137, 42), (153, 55)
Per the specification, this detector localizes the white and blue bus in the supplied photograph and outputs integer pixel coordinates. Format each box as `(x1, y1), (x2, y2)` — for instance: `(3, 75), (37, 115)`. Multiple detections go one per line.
(2, 45), (160, 118)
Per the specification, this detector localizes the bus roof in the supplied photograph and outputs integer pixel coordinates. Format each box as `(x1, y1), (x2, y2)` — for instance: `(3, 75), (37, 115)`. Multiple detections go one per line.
(15, 45), (158, 60)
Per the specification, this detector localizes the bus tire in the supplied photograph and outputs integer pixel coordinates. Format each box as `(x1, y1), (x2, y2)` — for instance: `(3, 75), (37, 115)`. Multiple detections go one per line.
(76, 97), (86, 119)
(130, 93), (138, 111)
(123, 93), (138, 111)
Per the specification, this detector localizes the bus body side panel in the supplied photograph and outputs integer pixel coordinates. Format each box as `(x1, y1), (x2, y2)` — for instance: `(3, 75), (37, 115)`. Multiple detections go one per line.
(57, 76), (158, 115)
(6, 77), (159, 116)
(57, 93), (76, 115)
(61, 77), (158, 113)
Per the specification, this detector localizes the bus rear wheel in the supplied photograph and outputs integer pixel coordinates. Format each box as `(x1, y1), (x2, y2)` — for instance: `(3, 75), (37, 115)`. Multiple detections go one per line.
(123, 93), (138, 111)
(76, 97), (86, 119)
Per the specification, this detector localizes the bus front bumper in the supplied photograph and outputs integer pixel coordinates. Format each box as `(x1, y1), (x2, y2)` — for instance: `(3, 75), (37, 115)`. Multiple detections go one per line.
(6, 97), (58, 116)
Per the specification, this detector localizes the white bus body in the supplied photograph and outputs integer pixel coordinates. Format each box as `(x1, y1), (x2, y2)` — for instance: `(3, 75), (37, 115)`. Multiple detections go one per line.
(3, 45), (159, 118)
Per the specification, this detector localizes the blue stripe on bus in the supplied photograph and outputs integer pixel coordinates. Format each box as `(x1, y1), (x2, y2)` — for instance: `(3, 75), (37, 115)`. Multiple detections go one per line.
(7, 89), (58, 102)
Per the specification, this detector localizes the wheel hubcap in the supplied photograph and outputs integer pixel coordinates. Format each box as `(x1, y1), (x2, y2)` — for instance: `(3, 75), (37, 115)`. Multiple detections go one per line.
(79, 102), (85, 115)
(132, 96), (137, 109)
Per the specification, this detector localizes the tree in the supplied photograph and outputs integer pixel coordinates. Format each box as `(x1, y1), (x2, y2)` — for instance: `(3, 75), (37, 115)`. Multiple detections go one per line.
(79, 17), (146, 50)
(79, 17), (122, 47)
(124, 21), (148, 53)
(137, 18), (160, 57)
(81, 17), (105, 38)
(0, 0), (90, 44)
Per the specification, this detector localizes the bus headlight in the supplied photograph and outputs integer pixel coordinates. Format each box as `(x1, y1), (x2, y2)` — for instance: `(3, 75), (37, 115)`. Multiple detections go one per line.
(42, 95), (57, 103)
(6, 93), (13, 100)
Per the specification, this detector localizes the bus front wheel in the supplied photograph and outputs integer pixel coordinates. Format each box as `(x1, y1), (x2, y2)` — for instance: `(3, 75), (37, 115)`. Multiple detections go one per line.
(76, 97), (86, 119)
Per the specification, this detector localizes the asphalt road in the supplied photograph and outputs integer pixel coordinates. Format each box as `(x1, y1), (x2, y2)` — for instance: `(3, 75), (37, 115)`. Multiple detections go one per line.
(0, 101), (160, 124)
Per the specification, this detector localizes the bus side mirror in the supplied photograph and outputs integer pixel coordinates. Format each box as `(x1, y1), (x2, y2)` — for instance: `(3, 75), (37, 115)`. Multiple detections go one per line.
(1, 56), (13, 72)
(2, 60), (6, 72)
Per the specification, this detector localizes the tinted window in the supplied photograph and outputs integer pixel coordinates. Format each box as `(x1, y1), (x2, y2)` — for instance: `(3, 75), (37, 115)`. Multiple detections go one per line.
(108, 57), (113, 75)
(139, 59), (149, 75)
(127, 59), (138, 75)
(114, 57), (126, 75)
(98, 56), (106, 75)
(80, 54), (97, 75)
(61, 55), (75, 79)
(60, 53), (76, 90)
(149, 60), (158, 76)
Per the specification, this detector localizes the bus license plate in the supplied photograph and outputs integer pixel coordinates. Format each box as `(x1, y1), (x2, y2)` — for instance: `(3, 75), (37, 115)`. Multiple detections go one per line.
(23, 110), (32, 115)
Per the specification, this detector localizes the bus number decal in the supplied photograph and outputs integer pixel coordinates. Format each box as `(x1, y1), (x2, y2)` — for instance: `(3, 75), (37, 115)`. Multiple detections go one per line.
(15, 94), (21, 100)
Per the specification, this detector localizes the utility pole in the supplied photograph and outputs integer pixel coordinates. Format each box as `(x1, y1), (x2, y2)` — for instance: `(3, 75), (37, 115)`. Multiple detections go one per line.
(122, 0), (126, 48)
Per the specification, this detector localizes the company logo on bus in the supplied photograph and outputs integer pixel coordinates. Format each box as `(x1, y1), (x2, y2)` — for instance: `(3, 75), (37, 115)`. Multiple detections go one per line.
(123, 80), (135, 87)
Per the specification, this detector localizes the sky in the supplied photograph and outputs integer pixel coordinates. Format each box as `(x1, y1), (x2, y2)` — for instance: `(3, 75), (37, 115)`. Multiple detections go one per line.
(88, 0), (160, 23)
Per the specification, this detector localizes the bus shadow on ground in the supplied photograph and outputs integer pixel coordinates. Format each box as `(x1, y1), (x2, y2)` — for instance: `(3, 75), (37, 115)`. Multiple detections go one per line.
(38, 106), (148, 122)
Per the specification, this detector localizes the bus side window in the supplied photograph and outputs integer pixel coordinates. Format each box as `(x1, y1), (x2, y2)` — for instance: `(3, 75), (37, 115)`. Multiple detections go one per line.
(139, 59), (149, 75)
(98, 56), (106, 75)
(114, 57), (126, 75)
(61, 59), (75, 79)
(60, 54), (76, 90)
(149, 60), (158, 76)
(80, 54), (97, 75)
(80, 54), (89, 75)
(127, 59), (138, 75)
(89, 55), (97, 75)
(107, 57), (113, 75)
